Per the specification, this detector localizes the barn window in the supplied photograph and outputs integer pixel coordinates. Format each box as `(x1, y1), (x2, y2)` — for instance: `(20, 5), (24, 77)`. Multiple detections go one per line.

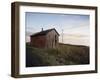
(55, 35), (57, 46)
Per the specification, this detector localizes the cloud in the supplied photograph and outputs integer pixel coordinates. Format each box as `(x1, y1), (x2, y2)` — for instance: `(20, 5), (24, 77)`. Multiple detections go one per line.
(25, 12), (90, 46)
(26, 36), (30, 42)
(59, 33), (89, 46)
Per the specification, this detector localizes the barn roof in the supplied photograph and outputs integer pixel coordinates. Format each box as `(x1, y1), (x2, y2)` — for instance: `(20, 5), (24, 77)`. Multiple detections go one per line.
(31, 28), (59, 37)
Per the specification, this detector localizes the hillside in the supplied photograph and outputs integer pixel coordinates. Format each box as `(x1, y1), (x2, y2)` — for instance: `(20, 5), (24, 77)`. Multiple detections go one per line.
(26, 43), (89, 67)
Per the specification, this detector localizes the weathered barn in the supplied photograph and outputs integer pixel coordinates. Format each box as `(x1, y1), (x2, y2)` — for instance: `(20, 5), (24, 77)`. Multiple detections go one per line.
(30, 28), (59, 49)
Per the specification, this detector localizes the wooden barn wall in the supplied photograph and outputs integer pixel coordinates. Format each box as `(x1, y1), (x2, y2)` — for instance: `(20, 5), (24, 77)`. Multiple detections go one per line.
(46, 30), (59, 48)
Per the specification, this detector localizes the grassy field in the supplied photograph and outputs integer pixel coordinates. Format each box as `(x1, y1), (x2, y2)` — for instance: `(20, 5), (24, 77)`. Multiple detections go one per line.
(26, 43), (89, 67)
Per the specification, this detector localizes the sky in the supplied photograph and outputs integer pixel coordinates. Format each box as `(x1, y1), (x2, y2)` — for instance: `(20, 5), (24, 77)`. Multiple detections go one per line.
(25, 12), (90, 46)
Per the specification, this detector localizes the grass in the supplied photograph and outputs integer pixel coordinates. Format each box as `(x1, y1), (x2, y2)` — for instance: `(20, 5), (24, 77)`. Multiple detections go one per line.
(26, 43), (89, 67)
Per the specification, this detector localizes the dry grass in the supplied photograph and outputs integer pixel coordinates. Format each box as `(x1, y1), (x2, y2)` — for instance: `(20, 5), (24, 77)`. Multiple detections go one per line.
(26, 43), (89, 67)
